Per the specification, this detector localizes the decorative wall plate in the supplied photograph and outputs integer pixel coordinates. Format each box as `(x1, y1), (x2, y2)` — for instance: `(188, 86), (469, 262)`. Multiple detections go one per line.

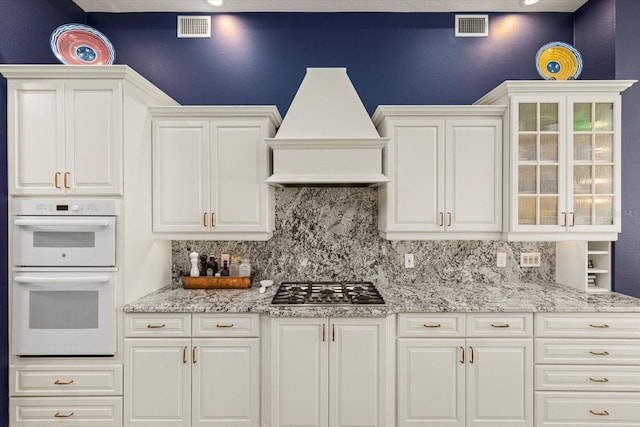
(535, 41), (582, 80)
(50, 23), (115, 65)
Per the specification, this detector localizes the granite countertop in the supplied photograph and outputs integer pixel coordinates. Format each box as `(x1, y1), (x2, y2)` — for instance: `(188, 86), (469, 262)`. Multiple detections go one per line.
(122, 281), (640, 317)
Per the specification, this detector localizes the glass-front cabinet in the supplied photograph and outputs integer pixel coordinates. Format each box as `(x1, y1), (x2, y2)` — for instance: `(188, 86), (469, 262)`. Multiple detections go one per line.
(476, 80), (635, 240)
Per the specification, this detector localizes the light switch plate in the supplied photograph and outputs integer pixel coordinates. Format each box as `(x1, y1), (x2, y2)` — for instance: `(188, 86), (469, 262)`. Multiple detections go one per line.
(496, 252), (507, 267)
(520, 252), (541, 267)
(404, 254), (415, 268)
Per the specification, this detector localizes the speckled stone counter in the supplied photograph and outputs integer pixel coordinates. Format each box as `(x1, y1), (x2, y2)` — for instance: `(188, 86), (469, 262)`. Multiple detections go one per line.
(122, 281), (640, 317)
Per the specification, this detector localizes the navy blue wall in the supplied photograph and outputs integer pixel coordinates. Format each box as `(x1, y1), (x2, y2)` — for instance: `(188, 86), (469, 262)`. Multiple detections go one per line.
(0, 0), (85, 423)
(575, 0), (616, 79)
(87, 12), (574, 113)
(612, 0), (640, 297)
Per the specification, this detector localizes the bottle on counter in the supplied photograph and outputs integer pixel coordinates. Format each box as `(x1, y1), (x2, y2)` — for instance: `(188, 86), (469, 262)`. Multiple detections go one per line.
(220, 260), (230, 276)
(239, 258), (251, 277)
(229, 255), (241, 276)
(206, 255), (218, 276)
(199, 254), (208, 277)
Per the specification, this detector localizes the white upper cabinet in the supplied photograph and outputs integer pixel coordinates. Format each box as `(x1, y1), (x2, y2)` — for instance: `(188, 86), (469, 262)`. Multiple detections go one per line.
(373, 106), (504, 240)
(475, 80), (636, 241)
(150, 107), (281, 240)
(7, 79), (122, 195)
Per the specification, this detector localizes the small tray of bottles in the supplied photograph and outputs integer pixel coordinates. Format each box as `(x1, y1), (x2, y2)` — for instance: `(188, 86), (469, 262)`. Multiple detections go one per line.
(182, 276), (251, 289)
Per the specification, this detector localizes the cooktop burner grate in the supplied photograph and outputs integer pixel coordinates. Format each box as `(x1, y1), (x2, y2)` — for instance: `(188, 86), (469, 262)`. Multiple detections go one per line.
(271, 281), (385, 305)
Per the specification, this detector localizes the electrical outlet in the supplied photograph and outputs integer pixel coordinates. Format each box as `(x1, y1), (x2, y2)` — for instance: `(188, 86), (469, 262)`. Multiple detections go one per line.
(496, 252), (507, 268)
(520, 252), (541, 267)
(404, 254), (415, 269)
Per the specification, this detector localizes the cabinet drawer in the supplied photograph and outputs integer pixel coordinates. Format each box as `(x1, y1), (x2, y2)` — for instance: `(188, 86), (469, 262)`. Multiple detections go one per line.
(10, 396), (122, 426)
(192, 313), (260, 337)
(10, 365), (122, 396)
(466, 313), (533, 337)
(535, 392), (640, 426)
(536, 339), (640, 364)
(536, 313), (640, 338)
(124, 313), (191, 337)
(535, 365), (640, 391)
(397, 313), (465, 337)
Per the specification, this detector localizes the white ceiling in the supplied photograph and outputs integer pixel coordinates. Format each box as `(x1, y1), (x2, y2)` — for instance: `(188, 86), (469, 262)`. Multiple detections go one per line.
(71, 0), (589, 13)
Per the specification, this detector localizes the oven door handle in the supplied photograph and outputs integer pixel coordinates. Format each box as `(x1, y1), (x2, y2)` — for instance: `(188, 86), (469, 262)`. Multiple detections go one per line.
(14, 219), (111, 228)
(14, 276), (110, 284)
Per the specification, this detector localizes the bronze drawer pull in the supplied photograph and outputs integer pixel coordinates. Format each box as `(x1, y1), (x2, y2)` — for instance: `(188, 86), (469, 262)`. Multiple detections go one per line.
(469, 346), (475, 364)
(491, 323), (510, 328)
(54, 172), (62, 189)
(322, 324), (326, 342)
(590, 351), (610, 356)
(146, 324), (166, 329)
(54, 412), (74, 418)
(216, 323), (234, 328)
(183, 346), (188, 364)
(590, 324), (610, 328)
(589, 410), (609, 416)
(589, 377), (610, 383)
(192, 346), (197, 364)
(423, 323), (442, 328)
(460, 346), (465, 364)
(54, 379), (74, 385)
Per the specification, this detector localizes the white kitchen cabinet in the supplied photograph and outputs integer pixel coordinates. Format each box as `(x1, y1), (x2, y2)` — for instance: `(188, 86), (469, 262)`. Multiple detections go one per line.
(6, 78), (123, 195)
(556, 241), (612, 292)
(535, 313), (640, 426)
(124, 313), (260, 427)
(373, 106), (504, 240)
(397, 313), (533, 427)
(150, 107), (281, 240)
(266, 316), (394, 427)
(475, 80), (635, 241)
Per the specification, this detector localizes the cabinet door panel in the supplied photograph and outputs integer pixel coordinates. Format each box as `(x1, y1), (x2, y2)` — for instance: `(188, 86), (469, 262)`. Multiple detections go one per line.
(392, 122), (444, 231)
(397, 339), (465, 427)
(446, 120), (501, 232)
(9, 82), (64, 194)
(210, 122), (266, 231)
(270, 319), (328, 427)
(66, 81), (123, 194)
(153, 121), (209, 232)
(466, 338), (533, 427)
(192, 339), (259, 426)
(330, 318), (390, 427)
(124, 339), (191, 427)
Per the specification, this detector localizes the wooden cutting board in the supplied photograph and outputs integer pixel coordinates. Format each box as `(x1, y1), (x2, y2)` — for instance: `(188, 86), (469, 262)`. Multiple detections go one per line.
(182, 276), (251, 289)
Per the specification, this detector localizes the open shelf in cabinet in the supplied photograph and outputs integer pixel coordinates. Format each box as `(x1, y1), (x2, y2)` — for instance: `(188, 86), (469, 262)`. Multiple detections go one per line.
(556, 241), (611, 292)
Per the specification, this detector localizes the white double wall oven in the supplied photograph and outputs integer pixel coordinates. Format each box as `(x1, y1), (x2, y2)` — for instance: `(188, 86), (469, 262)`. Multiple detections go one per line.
(11, 199), (118, 356)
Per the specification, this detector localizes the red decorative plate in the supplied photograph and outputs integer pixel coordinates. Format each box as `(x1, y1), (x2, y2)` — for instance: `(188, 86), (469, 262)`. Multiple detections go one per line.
(50, 24), (115, 65)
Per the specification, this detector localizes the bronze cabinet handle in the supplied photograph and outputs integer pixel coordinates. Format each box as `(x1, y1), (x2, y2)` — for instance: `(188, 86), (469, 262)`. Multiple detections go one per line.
(460, 346), (465, 364)
(562, 212), (567, 227)
(211, 212), (216, 227)
(192, 346), (197, 364)
(146, 324), (166, 329)
(322, 324), (326, 342)
(183, 346), (188, 364)
(589, 377), (610, 383)
(589, 410), (609, 416)
(439, 212), (444, 226)
(203, 212), (208, 227)
(491, 323), (510, 328)
(54, 379), (74, 385)
(447, 212), (452, 227)
(216, 323), (234, 328)
(64, 172), (71, 189)
(570, 211), (575, 227)
(590, 351), (610, 356)
(54, 172), (62, 189)
(469, 346), (475, 364)
(332, 324), (336, 342)
(423, 323), (442, 328)
(590, 324), (610, 329)
(54, 412), (74, 418)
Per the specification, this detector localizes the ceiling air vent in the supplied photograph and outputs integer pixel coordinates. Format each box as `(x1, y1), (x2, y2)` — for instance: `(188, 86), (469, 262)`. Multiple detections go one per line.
(455, 15), (489, 37)
(177, 16), (211, 38)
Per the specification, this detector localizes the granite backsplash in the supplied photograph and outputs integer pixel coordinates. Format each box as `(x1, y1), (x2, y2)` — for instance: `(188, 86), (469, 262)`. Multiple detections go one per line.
(171, 187), (555, 287)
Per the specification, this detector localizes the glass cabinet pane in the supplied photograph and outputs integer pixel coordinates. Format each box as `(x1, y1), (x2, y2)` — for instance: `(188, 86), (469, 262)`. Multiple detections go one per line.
(595, 196), (614, 225)
(573, 196), (593, 225)
(573, 134), (592, 161)
(595, 165), (613, 193)
(518, 197), (536, 225)
(540, 134), (558, 161)
(539, 197), (558, 225)
(540, 165), (558, 194)
(540, 103), (559, 131)
(573, 165), (592, 194)
(519, 103), (537, 131)
(595, 134), (613, 162)
(519, 166), (537, 194)
(595, 103), (614, 131)
(574, 103), (592, 131)
(519, 134), (537, 161)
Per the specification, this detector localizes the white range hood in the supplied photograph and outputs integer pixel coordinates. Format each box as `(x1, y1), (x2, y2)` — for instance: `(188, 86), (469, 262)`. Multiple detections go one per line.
(266, 68), (390, 186)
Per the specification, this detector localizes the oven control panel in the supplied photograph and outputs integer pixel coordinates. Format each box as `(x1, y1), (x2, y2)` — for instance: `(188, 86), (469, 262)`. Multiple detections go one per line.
(13, 199), (117, 216)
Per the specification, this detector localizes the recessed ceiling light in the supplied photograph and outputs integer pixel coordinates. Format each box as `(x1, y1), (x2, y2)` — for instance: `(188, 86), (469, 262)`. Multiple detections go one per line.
(208, 0), (223, 6)
(521, 0), (540, 5)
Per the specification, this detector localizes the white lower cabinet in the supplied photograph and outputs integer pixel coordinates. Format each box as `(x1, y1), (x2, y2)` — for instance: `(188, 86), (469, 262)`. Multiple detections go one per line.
(397, 313), (533, 427)
(266, 316), (394, 427)
(124, 313), (260, 427)
(535, 313), (640, 426)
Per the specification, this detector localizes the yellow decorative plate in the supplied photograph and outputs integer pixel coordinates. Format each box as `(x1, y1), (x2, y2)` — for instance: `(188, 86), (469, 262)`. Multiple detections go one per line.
(535, 42), (583, 80)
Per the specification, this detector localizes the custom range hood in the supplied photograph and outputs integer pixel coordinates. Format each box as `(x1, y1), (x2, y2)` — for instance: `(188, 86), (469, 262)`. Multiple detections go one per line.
(266, 68), (390, 186)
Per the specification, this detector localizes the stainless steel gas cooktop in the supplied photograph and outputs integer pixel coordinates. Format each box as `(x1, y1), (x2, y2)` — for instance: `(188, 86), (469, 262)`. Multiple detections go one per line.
(271, 281), (385, 306)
